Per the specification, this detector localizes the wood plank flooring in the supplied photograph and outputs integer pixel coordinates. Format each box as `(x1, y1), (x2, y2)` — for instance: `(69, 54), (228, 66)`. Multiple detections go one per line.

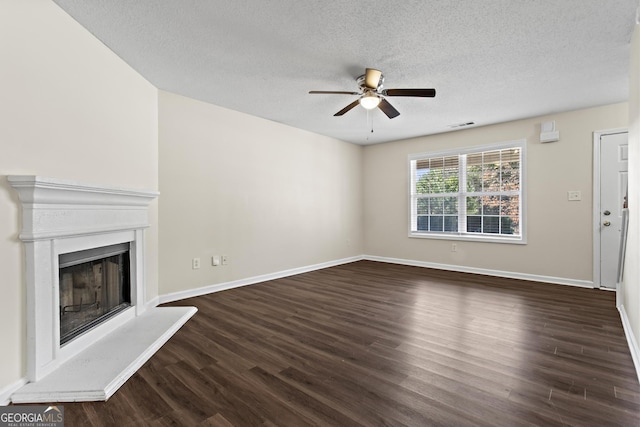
(45, 261), (640, 426)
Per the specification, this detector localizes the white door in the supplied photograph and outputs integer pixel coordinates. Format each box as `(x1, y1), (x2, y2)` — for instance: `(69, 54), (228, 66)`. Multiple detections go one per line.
(599, 132), (628, 289)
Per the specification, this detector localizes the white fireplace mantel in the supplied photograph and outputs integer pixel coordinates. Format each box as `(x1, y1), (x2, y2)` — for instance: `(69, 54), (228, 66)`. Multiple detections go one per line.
(8, 176), (196, 403)
(9, 175), (159, 241)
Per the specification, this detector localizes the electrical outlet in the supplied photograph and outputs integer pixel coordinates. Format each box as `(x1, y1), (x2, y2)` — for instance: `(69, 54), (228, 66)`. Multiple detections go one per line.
(212, 256), (220, 266)
(221, 255), (228, 265)
(451, 243), (457, 252)
(192, 258), (200, 269)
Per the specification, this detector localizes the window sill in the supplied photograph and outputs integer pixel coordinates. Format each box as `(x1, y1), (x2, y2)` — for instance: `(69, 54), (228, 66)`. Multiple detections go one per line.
(409, 231), (526, 245)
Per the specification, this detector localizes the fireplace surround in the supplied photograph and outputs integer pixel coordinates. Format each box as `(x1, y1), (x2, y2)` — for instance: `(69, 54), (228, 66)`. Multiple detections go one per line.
(8, 176), (196, 402)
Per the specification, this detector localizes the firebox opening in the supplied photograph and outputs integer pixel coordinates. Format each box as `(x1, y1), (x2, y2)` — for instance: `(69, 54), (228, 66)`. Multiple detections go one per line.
(59, 243), (131, 346)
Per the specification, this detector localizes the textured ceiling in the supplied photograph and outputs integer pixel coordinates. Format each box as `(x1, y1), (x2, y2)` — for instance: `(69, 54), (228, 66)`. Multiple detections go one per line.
(53, 0), (638, 145)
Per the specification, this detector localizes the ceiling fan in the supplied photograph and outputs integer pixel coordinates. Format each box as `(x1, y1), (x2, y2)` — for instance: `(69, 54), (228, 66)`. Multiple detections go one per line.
(309, 68), (436, 119)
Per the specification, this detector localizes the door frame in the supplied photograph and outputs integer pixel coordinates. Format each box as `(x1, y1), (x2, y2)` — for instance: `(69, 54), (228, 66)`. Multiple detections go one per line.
(592, 128), (627, 292)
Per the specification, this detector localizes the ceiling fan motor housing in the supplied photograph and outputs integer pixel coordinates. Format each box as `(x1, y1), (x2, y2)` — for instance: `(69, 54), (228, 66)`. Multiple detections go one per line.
(357, 73), (384, 92)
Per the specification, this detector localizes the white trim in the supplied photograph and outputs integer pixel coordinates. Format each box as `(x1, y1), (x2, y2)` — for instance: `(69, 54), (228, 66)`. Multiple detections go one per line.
(0, 378), (27, 406)
(363, 255), (594, 288)
(145, 295), (160, 311)
(619, 304), (640, 383)
(159, 256), (363, 304)
(592, 128), (628, 290)
(159, 254), (596, 306)
(408, 232), (527, 244)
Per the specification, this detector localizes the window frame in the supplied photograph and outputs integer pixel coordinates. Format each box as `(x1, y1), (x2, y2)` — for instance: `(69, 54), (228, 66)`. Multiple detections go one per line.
(408, 139), (527, 244)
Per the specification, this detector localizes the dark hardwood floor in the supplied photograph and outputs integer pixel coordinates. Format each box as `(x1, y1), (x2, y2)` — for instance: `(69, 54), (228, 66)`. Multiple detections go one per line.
(56, 261), (639, 426)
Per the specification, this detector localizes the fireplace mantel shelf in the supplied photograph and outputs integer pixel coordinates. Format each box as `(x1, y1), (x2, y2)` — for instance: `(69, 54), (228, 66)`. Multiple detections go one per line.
(12, 306), (196, 403)
(8, 175), (160, 241)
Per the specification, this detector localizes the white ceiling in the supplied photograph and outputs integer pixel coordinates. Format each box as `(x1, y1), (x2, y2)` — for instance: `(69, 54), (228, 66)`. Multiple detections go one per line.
(53, 0), (638, 145)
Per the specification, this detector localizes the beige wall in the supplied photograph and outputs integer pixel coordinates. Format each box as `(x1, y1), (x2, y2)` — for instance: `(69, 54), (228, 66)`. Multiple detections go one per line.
(0, 0), (158, 392)
(158, 91), (363, 295)
(624, 25), (640, 356)
(1, 0), (636, 399)
(363, 103), (628, 283)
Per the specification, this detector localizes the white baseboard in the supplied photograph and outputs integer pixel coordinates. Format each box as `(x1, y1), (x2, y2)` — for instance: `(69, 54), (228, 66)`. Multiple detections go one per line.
(159, 254), (595, 305)
(619, 304), (640, 383)
(0, 378), (27, 406)
(363, 255), (595, 288)
(145, 295), (160, 311)
(159, 256), (364, 304)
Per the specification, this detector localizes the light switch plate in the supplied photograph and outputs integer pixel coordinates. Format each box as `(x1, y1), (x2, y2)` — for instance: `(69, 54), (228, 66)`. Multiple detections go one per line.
(568, 191), (581, 201)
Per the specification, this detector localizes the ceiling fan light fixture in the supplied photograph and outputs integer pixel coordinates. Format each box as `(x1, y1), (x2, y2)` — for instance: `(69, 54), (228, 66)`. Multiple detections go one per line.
(359, 93), (381, 110)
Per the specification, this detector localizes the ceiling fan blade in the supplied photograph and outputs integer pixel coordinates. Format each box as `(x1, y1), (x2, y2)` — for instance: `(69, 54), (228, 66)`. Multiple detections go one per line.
(383, 88), (436, 97)
(334, 100), (360, 116)
(309, 90), (361, 95)
(378, 99), (400, 119)
(364, 68), (382, 89)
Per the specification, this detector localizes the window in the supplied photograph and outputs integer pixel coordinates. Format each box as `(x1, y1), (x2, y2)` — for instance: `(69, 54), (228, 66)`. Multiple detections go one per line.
(409, 140), (525, 243)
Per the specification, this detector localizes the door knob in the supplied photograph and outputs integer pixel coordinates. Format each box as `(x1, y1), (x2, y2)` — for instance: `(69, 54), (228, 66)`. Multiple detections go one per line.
(603, 221), (611, 227)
